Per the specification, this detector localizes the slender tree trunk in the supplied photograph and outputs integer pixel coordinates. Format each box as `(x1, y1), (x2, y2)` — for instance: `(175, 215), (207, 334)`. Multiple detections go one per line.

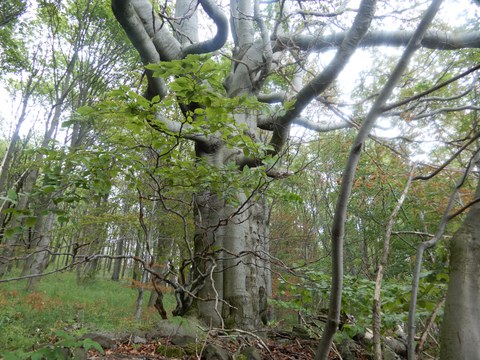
(148, 234), (171, 307)
(133, 236), (142, 281)
(25, 212), (55, 291)
(372, 166), (414, 360)
(316, 2), (441, 357)
(0, 185), (32, 277)
(121, 243), (129, 279)
(107, 244), (114, 274)
(0, 75), (36, 197)
(111, 236), (125, 281)
(134, 270), (147, 321)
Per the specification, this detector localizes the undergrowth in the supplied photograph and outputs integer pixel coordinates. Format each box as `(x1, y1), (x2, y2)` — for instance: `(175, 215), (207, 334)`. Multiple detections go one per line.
(0, 271), (175, 353)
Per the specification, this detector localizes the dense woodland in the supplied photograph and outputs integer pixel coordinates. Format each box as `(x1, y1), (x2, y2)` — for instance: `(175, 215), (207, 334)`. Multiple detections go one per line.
(0, 0), (479, 359)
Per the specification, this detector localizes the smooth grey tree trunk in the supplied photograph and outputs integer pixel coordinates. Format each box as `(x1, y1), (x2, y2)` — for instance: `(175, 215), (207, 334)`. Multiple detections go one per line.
(191, 191), (269, 329)
(440, 177), (480, 359)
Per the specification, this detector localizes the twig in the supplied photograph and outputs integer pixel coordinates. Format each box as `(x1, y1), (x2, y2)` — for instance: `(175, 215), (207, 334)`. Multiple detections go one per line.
(416, 297), (445, 356)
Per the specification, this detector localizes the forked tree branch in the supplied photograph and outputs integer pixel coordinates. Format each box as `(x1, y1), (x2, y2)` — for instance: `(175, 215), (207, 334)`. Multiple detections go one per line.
(269, 0), (377, 154)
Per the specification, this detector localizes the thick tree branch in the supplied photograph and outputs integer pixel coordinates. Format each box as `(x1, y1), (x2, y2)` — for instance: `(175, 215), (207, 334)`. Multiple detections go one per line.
(275, 30), (480, 53)
(230, 0), (254, 49)
(130, 0), (183, 60)
(257, 92), (288, 103)
(182, 0), (229, 56)
(111, 0), (170, 98)
(257, 115), (350, 132)
(293, 117), (351, 132)
(253, 0), (273, 76)
(147, 111), (222, 151)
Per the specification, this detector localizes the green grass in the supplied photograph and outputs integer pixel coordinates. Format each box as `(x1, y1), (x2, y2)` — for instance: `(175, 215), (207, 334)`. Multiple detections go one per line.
(0, 271), (175, 353)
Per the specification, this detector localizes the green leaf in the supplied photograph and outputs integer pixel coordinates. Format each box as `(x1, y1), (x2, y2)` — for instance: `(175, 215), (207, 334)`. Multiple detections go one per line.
(81, 339), (104, 353)
(7, 189), (17, 200)
(54, 330), (73, 339)
(58, 216), (69, 224)
(4, 226), (22, 239)
(283, 98), (296, 111)
(77, 106), (96, 116)
(25, 216), (37, 227)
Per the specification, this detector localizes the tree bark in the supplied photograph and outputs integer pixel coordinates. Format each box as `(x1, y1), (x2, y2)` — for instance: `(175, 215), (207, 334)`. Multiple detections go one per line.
(440, 177), (480, 359)
(192, 191), (269, 329)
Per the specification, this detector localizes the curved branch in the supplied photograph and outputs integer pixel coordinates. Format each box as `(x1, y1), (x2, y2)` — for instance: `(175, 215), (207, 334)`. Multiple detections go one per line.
(147, 112), (222, 152)
(182, 0), (229, 56)
(259, 114), (351, 132)
(404, 105), (480, 120)
(130, 0), (182, 60)
(293, 117), (352, 132)
(413, 132), (480, 181)
(111, 0), (167, 98)
(448, 196), (480, 220)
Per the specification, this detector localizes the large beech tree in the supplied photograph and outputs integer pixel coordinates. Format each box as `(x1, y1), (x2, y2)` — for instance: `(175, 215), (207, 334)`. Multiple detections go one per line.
(111, 0), (480, 357)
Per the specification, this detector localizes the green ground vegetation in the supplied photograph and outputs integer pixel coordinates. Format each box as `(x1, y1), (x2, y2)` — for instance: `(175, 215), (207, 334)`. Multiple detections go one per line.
(0, 272), (175, 353)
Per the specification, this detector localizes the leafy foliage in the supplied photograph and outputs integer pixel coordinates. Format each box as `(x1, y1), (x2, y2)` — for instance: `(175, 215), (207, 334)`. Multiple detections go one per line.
(1, 330), (103, 360)
(274, 266), (446, 337)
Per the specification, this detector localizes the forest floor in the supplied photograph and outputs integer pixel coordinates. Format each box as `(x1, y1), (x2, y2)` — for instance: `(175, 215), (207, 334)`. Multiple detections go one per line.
(87, 337), (325, 359)
(83, 334), (358, 360)
(0, 271), (374, 359)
